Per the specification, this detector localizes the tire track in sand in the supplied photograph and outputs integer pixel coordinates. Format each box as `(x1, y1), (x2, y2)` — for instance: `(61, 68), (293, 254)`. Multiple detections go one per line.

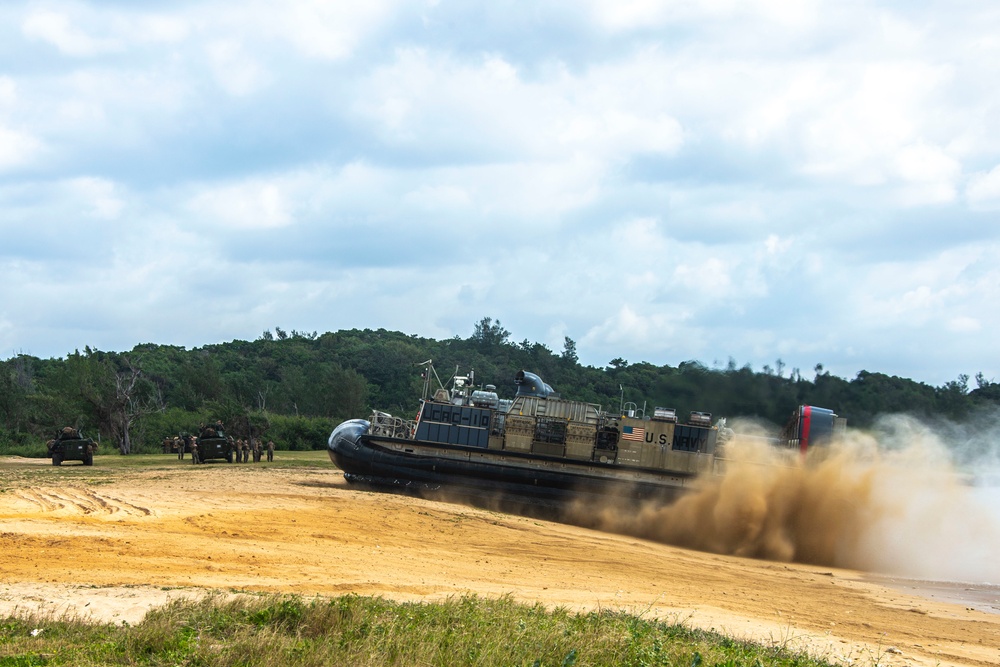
(11, 488), (154, 518)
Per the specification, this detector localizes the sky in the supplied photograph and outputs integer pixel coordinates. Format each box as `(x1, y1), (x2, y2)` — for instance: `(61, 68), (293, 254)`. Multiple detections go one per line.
(1, 0), (999, 388)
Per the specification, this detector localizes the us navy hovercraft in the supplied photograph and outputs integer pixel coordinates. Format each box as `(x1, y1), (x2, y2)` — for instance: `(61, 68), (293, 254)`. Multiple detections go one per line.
(329, 362), (841, 503)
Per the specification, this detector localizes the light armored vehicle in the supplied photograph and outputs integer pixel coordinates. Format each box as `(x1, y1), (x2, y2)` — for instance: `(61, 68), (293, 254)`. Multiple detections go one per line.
(47, 427), (97, 466)
(194, 424), (234, 463)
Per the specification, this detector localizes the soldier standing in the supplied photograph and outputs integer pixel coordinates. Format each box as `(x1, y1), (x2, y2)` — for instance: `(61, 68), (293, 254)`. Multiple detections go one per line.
(178, 436), (185, 460)
(252, 438), (261, 463)
(266, 439), (274, 462)
(190, 437), (200, 464)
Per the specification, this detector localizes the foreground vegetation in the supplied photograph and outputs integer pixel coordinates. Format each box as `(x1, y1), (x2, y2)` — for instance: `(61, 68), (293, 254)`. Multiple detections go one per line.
(1, 593), (842, 667)
(3, 317), (998, 457)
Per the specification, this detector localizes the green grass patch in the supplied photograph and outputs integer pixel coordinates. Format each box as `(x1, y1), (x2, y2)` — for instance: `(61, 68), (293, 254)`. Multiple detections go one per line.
(0, 594), (845, 667)
(0, 450), (333, 492)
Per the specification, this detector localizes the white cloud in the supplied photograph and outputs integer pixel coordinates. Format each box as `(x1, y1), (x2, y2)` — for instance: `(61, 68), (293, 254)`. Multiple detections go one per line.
(67, 177), (125, 219)
(21, 6), (189, 57)
(612, 217), (669, 257)
(764, 234), (791, 257)
(4, 1), (1000, 387)
(189, 179), (293, 230)
(559, 111), (684, 156)
(206, 40), (271, 96)
(315, 159), (605, 224)
(586, 0), (820, 31)
(22, 9), (121, 57)
(278, 0), (394, 60)
(848, 247), (1000, 343)
(0, 124), (42, 170)
(892, 143), (960, 206)
(355, 48), (685, 163)
(673, 256), (733, 296)
(587, 0), (673, 30)
(583, 304), (686, 350)
(402, 184), (472, 211)
(356, 48), (541, 150)
(966, 165), (1000, 210)
(129, 15), (189, 44)
(0, 77), (16, 109)
(799, 61), (954, 186)
(948, 316), (981, 334)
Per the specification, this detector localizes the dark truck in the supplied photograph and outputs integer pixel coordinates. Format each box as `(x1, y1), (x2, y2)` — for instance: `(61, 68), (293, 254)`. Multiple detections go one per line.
(194, 424), (233, 463)
(47, 427), (97, 466)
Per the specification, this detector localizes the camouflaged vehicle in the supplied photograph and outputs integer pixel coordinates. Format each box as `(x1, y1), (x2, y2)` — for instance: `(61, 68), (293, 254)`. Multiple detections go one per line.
(194, 424), (233, 463)
(47, 427), (97, 466)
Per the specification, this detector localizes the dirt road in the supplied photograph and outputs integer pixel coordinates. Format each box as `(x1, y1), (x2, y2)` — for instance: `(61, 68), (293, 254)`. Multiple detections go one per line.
(1, 456), (998, 667)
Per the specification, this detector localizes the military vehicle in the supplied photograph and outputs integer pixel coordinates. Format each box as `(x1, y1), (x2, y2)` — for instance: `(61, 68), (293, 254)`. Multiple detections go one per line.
(328, 363), (844, 503)
(193, 423), (234, 463)
(47, 427), (97, 466)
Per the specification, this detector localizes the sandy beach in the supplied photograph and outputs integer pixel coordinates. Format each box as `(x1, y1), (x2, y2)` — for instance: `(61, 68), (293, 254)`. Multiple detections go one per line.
(1, 456), (998, 667)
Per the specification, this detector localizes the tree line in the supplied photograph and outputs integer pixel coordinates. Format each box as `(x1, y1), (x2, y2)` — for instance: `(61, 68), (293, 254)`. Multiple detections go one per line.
(1, 317), (996, 457)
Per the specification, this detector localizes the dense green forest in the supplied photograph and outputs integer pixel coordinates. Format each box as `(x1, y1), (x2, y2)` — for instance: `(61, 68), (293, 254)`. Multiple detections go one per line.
(1, 317), (997, 457)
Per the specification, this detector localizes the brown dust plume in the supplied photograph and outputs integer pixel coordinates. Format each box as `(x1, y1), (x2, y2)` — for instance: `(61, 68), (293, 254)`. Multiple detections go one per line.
(568, 415), (1000, 582)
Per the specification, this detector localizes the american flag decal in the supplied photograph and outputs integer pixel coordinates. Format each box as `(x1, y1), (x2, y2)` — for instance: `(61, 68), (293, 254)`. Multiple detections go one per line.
(621, 425), (645, 441)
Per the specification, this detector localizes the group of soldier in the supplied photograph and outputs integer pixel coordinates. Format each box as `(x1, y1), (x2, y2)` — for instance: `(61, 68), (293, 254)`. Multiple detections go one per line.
(162, 430), (275, 463)
(228, 437), (275, 463)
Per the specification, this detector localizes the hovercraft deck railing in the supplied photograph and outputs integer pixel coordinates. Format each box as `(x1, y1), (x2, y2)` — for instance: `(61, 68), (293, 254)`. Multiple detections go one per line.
(369, 411), (416, 439)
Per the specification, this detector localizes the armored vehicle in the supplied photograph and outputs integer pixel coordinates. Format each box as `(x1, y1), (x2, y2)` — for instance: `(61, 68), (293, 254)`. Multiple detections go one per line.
(47, 427), (97, 466)
(194, 424), (234, 463)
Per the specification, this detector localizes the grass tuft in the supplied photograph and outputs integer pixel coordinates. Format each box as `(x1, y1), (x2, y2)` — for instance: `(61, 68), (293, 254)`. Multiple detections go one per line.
(0, 594), (846, 667)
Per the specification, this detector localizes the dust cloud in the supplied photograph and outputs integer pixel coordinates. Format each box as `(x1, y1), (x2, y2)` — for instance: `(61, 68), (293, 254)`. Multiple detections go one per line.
(569, 414), (1000, 583)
